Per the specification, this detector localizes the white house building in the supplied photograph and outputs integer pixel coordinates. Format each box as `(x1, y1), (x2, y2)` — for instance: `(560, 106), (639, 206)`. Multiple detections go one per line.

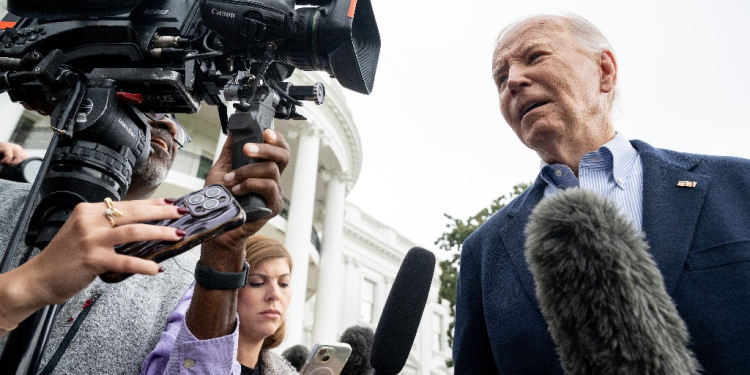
(0, 19), (453, 369)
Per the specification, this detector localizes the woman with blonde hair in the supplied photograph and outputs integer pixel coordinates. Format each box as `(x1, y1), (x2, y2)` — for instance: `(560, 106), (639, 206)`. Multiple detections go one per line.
(237, 235), (295, 374)
(142, 235), (297, 375)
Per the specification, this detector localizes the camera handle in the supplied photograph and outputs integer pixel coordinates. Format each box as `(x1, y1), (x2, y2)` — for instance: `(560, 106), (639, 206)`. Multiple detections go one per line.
(227, 85), (277, 221)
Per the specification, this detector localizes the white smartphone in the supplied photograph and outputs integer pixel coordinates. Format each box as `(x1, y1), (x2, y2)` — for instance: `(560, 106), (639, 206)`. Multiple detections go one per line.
(298, 341), (352, 375)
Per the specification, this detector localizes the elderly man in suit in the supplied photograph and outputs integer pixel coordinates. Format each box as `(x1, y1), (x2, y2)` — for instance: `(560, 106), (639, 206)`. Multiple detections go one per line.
(452, 13), (750, 375)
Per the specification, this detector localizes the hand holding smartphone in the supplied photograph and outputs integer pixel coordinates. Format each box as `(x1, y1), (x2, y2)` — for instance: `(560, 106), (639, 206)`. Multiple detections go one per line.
(99, 184), (246, 283)
(299, 341), (352, 375)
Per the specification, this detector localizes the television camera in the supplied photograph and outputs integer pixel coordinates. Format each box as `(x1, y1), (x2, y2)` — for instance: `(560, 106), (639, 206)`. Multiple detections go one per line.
(0, 0), (379, 373)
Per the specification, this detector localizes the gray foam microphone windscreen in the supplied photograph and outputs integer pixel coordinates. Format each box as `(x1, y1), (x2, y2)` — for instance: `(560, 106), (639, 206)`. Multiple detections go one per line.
(525, 188), (700, 375)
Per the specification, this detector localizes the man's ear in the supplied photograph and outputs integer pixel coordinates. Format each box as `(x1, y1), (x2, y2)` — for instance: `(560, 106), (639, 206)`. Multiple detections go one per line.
(599, 50), (617, 94)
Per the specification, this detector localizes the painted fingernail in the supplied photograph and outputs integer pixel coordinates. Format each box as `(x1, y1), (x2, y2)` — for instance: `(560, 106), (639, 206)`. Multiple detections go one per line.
(224, 172), (235, 182)
(246, 144), (260, 154)
(232, 184), (241, 193)
(158, 266), (165, 273)
(267, 130), (277, 141)
(176, 228), (186, 237)
(164, 197), (177, 204)
(177, 207), (190, 215)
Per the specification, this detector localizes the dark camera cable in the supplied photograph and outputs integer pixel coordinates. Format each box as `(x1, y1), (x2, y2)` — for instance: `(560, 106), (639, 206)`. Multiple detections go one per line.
(264, 74), (303, 107)
(184, 30), (222, 61)
(188, 20), (209, 44)
(249, 43), (278, 97)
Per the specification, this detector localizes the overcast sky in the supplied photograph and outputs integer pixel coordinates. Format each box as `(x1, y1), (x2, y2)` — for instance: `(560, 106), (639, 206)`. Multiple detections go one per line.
(341, 0), (750, 252)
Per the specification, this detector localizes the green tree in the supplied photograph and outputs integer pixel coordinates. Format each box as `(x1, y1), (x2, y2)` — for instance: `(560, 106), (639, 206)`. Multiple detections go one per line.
(435, 183), (530, 368)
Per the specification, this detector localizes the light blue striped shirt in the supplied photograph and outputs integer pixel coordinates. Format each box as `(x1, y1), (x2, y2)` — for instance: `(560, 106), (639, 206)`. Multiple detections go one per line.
(539, 132), (644, 231)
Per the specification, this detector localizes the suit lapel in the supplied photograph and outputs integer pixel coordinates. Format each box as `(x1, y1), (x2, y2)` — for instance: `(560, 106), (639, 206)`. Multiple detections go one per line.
(500, 141), (709, 311)
(634, 141), (709, 294)
(500, 177), (547, 307)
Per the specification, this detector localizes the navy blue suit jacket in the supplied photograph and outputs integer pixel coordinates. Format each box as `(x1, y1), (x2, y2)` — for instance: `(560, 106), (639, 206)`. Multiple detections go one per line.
(453, 140), (750, 374)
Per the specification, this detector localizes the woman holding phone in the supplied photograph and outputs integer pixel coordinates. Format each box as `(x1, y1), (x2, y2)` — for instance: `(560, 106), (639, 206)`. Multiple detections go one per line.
(142, 235), (297, 374)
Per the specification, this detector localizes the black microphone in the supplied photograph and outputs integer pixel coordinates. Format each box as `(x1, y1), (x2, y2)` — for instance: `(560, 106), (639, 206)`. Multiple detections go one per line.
(281, 345), (309, 372)
(370, 247), (436, 375)
(525, 188), (701, 375)
(339, 325), (374, 375)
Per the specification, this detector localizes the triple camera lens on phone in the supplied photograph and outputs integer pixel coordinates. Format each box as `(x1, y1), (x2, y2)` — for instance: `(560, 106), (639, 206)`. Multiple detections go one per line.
(187, 186), (226, 212)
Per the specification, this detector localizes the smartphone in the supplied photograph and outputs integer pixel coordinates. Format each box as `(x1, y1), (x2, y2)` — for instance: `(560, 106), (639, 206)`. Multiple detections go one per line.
(99, 184), (246, 283)
(298, 341), (352, 375)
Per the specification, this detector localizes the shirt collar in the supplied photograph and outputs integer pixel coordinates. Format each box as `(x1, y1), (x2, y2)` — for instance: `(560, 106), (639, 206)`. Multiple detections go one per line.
(539, 132), (638, 189)
(603, 132), (639, 188)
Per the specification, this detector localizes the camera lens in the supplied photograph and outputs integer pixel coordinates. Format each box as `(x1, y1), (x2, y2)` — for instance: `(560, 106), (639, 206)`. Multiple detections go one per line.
(321, 355), (330, 362)
(188, 194), (205, 205)
(203, 198), (219, 210)
(205, 187), (221, 198)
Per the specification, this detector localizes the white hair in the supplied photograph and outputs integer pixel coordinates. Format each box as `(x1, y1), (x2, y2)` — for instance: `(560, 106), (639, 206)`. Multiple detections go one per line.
(496, 12), (620, 108)
(496, 12), (614, 55)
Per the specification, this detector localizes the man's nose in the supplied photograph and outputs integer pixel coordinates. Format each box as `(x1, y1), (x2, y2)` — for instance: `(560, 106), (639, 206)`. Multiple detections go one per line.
(150, 120), (177, 139)
(506, 65), (531, 94)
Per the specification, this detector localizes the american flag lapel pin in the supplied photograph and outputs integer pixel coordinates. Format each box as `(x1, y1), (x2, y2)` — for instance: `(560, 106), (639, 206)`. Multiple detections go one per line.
(677, 180), (697, 188)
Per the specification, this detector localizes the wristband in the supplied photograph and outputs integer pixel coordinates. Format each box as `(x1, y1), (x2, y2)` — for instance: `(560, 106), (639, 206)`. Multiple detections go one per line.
(194, 260), (249, 290)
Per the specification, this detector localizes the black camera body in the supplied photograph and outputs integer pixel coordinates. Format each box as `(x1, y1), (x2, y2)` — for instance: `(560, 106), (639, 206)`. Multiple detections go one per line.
(0, 0), (380, 246)
(1, 0), (379, 114)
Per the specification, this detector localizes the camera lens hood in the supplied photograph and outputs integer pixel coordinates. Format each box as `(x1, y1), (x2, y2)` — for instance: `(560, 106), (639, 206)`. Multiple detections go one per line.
(325, 0), (380, 95)
(279, 0), (380, 95)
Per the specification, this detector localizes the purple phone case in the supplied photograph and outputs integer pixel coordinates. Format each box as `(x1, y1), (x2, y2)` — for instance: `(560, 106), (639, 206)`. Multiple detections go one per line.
(99, 184), (246, 283)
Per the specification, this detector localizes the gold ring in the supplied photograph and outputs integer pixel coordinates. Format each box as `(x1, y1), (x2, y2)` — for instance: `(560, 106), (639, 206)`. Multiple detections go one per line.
(104, 198), (124, 228)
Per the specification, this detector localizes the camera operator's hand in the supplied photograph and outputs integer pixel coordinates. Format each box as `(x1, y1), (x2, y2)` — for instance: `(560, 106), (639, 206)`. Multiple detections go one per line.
(203, 130), (290, 252)
(185, 129), (289, 340)
(0, 198), (187, 336)
(0, 141), (29, 165)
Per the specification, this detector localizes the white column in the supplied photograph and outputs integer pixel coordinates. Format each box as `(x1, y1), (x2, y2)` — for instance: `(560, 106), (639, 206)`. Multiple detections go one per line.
(341, 253), (359, 329)
(311, 172), (348, 343)
(282, 125), (322, 348)
(0, 93), (25, 142)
